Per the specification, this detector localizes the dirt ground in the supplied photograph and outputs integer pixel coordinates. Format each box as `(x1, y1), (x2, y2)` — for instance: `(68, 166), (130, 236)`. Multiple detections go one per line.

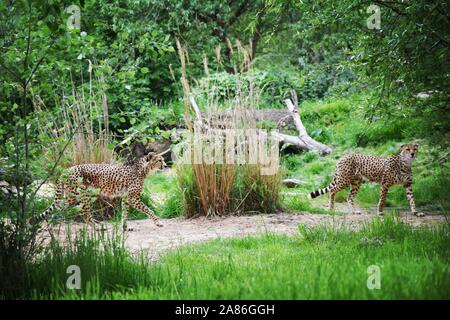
(42, 207), (446, 261)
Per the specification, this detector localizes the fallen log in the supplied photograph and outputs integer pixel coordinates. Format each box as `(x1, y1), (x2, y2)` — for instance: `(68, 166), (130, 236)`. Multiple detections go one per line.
(281, 178), (306, 188)
(282, 93), (332, 155)
(249, 92), (332, 155)
(185, 91), (332, 156)
(213, 109), (296, 130)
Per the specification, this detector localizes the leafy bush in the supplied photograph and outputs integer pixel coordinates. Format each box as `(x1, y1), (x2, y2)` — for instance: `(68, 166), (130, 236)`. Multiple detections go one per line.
(194, 63), (356, 110)
(112, 101), (182, 148)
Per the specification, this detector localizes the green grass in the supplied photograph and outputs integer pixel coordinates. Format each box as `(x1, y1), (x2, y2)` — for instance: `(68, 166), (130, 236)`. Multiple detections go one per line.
(281, 194), (341, 215)
(21, 215), (450, 299)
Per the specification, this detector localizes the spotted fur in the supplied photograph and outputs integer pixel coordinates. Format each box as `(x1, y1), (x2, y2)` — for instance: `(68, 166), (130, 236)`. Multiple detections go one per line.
(31, 152), (166, 227)
(309, 143), (424, 216)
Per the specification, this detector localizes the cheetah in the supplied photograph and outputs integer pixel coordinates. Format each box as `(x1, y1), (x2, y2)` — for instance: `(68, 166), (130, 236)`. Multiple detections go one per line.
(31, 152), (167, 228)
(309, 143), (424, 216)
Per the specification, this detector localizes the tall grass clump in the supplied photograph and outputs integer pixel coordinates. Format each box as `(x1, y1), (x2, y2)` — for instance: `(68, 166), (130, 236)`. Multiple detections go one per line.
(0, 219), (43, 299)
(174, 40), (281, 217)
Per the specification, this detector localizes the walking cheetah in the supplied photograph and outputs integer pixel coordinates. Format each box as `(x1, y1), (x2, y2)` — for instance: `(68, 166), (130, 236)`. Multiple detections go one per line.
(31, 152), (167, 227)
(309, 143), (424, 216)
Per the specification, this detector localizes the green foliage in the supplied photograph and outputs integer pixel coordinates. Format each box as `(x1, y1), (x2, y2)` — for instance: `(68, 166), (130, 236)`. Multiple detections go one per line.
(264, 0), (450, 143)
(81, 0), (177, 105)
(194, 70), (301, 109)
(27, 229), (154, 299)
(195, 64), (356, 109)
(157, 189), (183, 219)
(256, 119), (277, 131)
(232, 165), (281, 214)
(112, 101), (182, 147)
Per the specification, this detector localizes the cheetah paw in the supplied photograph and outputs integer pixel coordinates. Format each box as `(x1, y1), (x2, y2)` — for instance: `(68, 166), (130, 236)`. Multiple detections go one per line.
(377, 212), (384, 216)
(353, 210), (362, 215)
(156, 221), (164, 227)
(414, 212), (425, 217)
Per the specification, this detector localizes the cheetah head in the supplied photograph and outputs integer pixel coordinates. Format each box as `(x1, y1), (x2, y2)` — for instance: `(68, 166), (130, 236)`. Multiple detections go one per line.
(142, 152), (166, 175)
(399, 143), (419, 163)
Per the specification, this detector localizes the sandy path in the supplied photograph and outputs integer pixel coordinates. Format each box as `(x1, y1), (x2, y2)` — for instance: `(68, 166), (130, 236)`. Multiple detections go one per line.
(43, 210), (446, 261)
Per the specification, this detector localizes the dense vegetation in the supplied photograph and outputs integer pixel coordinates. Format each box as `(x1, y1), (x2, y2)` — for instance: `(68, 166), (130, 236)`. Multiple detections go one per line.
(1, 0), (449, 299)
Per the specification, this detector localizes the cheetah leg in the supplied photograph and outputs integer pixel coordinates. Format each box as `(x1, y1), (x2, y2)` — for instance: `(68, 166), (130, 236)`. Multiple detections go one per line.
(377, 184), (390, 216)
(66, 183), (79, 206)
(77, 184), (96, 227)
(405, 184), (424, 217)
(65, 176), (90, 224)
(127, 196), (163, 227)
(328, 182), (346, 211)
(328, 192), (336, 210)
(121, 198), (133, 232)
(347, 180), (362, 214)
(81, 198), (94, 226)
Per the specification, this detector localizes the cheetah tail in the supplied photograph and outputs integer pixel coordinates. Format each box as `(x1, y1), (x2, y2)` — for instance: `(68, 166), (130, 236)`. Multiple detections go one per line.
(308, 182), (335, 199)
(29, 203), (56, 224)
(29, 183), (63, 225)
